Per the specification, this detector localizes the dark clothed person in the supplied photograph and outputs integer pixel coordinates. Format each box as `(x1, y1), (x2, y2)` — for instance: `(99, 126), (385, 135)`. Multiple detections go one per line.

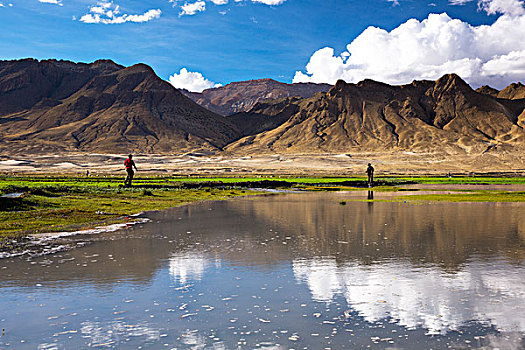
(366, 163), (374, 187)
(124, 155), (137, 187)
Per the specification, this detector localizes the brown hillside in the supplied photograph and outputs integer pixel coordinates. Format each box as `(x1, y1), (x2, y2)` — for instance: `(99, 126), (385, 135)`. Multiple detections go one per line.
(0, 59), (240, 154)
(475, 85), (499, 97)
(498, 82), (525, 100)
(226, 74), (525, 155)
(181, 78), (331, 116)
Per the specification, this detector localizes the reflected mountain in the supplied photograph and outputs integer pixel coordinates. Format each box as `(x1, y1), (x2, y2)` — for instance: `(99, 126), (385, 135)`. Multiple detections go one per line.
(1, 192), (523, 287)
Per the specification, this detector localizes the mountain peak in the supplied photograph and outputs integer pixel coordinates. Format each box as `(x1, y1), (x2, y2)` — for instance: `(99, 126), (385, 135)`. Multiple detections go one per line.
(498, 82), (525, 100)
(182, 78), (332, 115)
(476, 85), (499, 97)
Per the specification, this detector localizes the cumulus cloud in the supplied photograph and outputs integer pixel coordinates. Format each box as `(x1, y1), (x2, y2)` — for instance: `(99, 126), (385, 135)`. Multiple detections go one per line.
(449, 0), (473, 5)
(173, 0), (286, 16)
(38, 0), (63, 6)
(179, 1), (206, 16)
(478, 0), (525, 15)
(168, 68), (222, 92)
(251, 0), (286, 4)
(294, 0), (525, 88)
(79, 1), (161, 24)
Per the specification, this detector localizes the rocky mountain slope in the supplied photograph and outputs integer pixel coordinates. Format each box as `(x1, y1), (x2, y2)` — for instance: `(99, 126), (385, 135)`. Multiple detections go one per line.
(226, 74), (525, 155)
(0, 59), (240, 154)
(476, 82), (525, 100)
(1, 59), (524, 157)
(181, 78), (331, 116)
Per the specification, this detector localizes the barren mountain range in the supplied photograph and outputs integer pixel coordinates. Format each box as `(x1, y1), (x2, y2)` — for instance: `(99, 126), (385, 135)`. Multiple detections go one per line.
(1, 58), (524, 157)
(181, 78), (331, 116)
(0, 59), (239, 154)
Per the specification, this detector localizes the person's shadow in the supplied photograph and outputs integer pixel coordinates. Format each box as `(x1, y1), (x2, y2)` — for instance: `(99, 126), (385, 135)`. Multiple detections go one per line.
(367, 191), (374, 200)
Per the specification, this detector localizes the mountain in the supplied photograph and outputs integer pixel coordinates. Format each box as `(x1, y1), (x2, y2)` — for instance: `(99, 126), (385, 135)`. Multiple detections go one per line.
(1, 59), (524, 158)
(0, 59), (240, 154)
(475, 85), (499, 97)
(476, 82), (525, 100)
(180, 78), (332, 116)
(226, 74), (525, 154)
(497, 82), (525, 100)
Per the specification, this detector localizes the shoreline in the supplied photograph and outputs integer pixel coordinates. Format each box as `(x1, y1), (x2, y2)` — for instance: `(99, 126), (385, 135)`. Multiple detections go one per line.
(1, 175), (525, 257)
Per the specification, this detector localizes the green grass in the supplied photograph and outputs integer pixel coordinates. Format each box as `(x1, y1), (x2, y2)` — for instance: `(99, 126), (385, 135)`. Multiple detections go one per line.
(0, 175), (262, 238)
(1, 174), (524, 239)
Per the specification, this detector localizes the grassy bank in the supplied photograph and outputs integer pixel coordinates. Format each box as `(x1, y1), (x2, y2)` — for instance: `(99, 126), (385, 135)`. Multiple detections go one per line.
(0, 176), (265, 238)
(1, 174), (524, 240)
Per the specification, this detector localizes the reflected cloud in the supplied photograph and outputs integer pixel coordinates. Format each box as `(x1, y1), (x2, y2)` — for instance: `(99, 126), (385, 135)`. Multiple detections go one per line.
(293, 258), (342, 302)
(80, 320), (159, 346)
(169, 253), (218, 284)
(293, 258), (525, 335)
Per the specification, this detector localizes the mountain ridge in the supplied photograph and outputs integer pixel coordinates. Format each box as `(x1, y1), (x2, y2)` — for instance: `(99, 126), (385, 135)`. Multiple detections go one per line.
(0, 59), (240, 154)
(226, 73), (525, 155)
(180, 78), (331, 116)
(0, 58), (524, 157)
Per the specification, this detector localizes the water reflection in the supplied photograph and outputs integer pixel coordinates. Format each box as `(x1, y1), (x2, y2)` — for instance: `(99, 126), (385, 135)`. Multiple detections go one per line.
(169, 253), (214, 283)
(293, 258), (525, 335)
(1, 192), (524, 349)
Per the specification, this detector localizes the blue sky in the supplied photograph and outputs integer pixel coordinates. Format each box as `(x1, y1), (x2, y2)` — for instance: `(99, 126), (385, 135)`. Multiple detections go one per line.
(0, 0), (524, 90)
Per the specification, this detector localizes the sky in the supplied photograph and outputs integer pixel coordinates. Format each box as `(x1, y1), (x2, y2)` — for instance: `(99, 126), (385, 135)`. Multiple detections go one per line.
(0, 0), (524, 91)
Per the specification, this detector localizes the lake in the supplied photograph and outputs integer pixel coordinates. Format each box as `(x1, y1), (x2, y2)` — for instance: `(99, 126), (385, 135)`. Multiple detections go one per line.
(1, 191), (524, 349)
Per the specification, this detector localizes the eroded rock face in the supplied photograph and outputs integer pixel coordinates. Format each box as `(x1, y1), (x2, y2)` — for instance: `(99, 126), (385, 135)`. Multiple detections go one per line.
(226, 74), (525, 155)
(497, 82), (525, 100)
(181, 78), (332, 116)
(0, 59), (240, 154)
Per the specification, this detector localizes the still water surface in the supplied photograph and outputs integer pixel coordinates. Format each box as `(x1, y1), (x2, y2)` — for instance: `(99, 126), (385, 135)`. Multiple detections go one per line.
(1, 192), (524, 349)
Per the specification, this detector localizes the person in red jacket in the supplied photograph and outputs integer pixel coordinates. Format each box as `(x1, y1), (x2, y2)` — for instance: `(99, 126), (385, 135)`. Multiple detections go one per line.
(124, 154), (138, 187)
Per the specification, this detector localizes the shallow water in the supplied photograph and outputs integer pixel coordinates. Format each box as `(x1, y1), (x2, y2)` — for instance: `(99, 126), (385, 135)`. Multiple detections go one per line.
(1, 192), (524, 349)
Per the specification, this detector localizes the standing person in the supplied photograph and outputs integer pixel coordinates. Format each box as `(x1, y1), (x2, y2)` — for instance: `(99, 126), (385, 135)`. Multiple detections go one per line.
(366, 163), (374, 187)
(124, 154), (137, 187)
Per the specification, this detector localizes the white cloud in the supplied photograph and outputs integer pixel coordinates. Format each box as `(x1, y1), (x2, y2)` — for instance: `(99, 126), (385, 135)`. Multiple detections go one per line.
(38, 0), (63, 6)
(478, 0), (525, 15)
(179, 1), (206, 16)
(251, 0), (286, 4)
(449, 0), (473, 5)
(169, 68), (222, 92)
(294, 0), (525, 89)
(173, 0), (286, 15)
(79, 1), (161, 24)
(387, 0), (400, 6)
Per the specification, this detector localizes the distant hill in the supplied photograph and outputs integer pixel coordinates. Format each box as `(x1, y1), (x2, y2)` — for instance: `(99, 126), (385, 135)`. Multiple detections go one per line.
(226, 74), (525, 154)
(0, 59), (240, 154)
(180, 78), (331, 116)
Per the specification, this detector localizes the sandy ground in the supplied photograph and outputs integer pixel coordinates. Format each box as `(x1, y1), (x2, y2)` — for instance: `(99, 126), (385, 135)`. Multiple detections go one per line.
(1, 151), (525, 176)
